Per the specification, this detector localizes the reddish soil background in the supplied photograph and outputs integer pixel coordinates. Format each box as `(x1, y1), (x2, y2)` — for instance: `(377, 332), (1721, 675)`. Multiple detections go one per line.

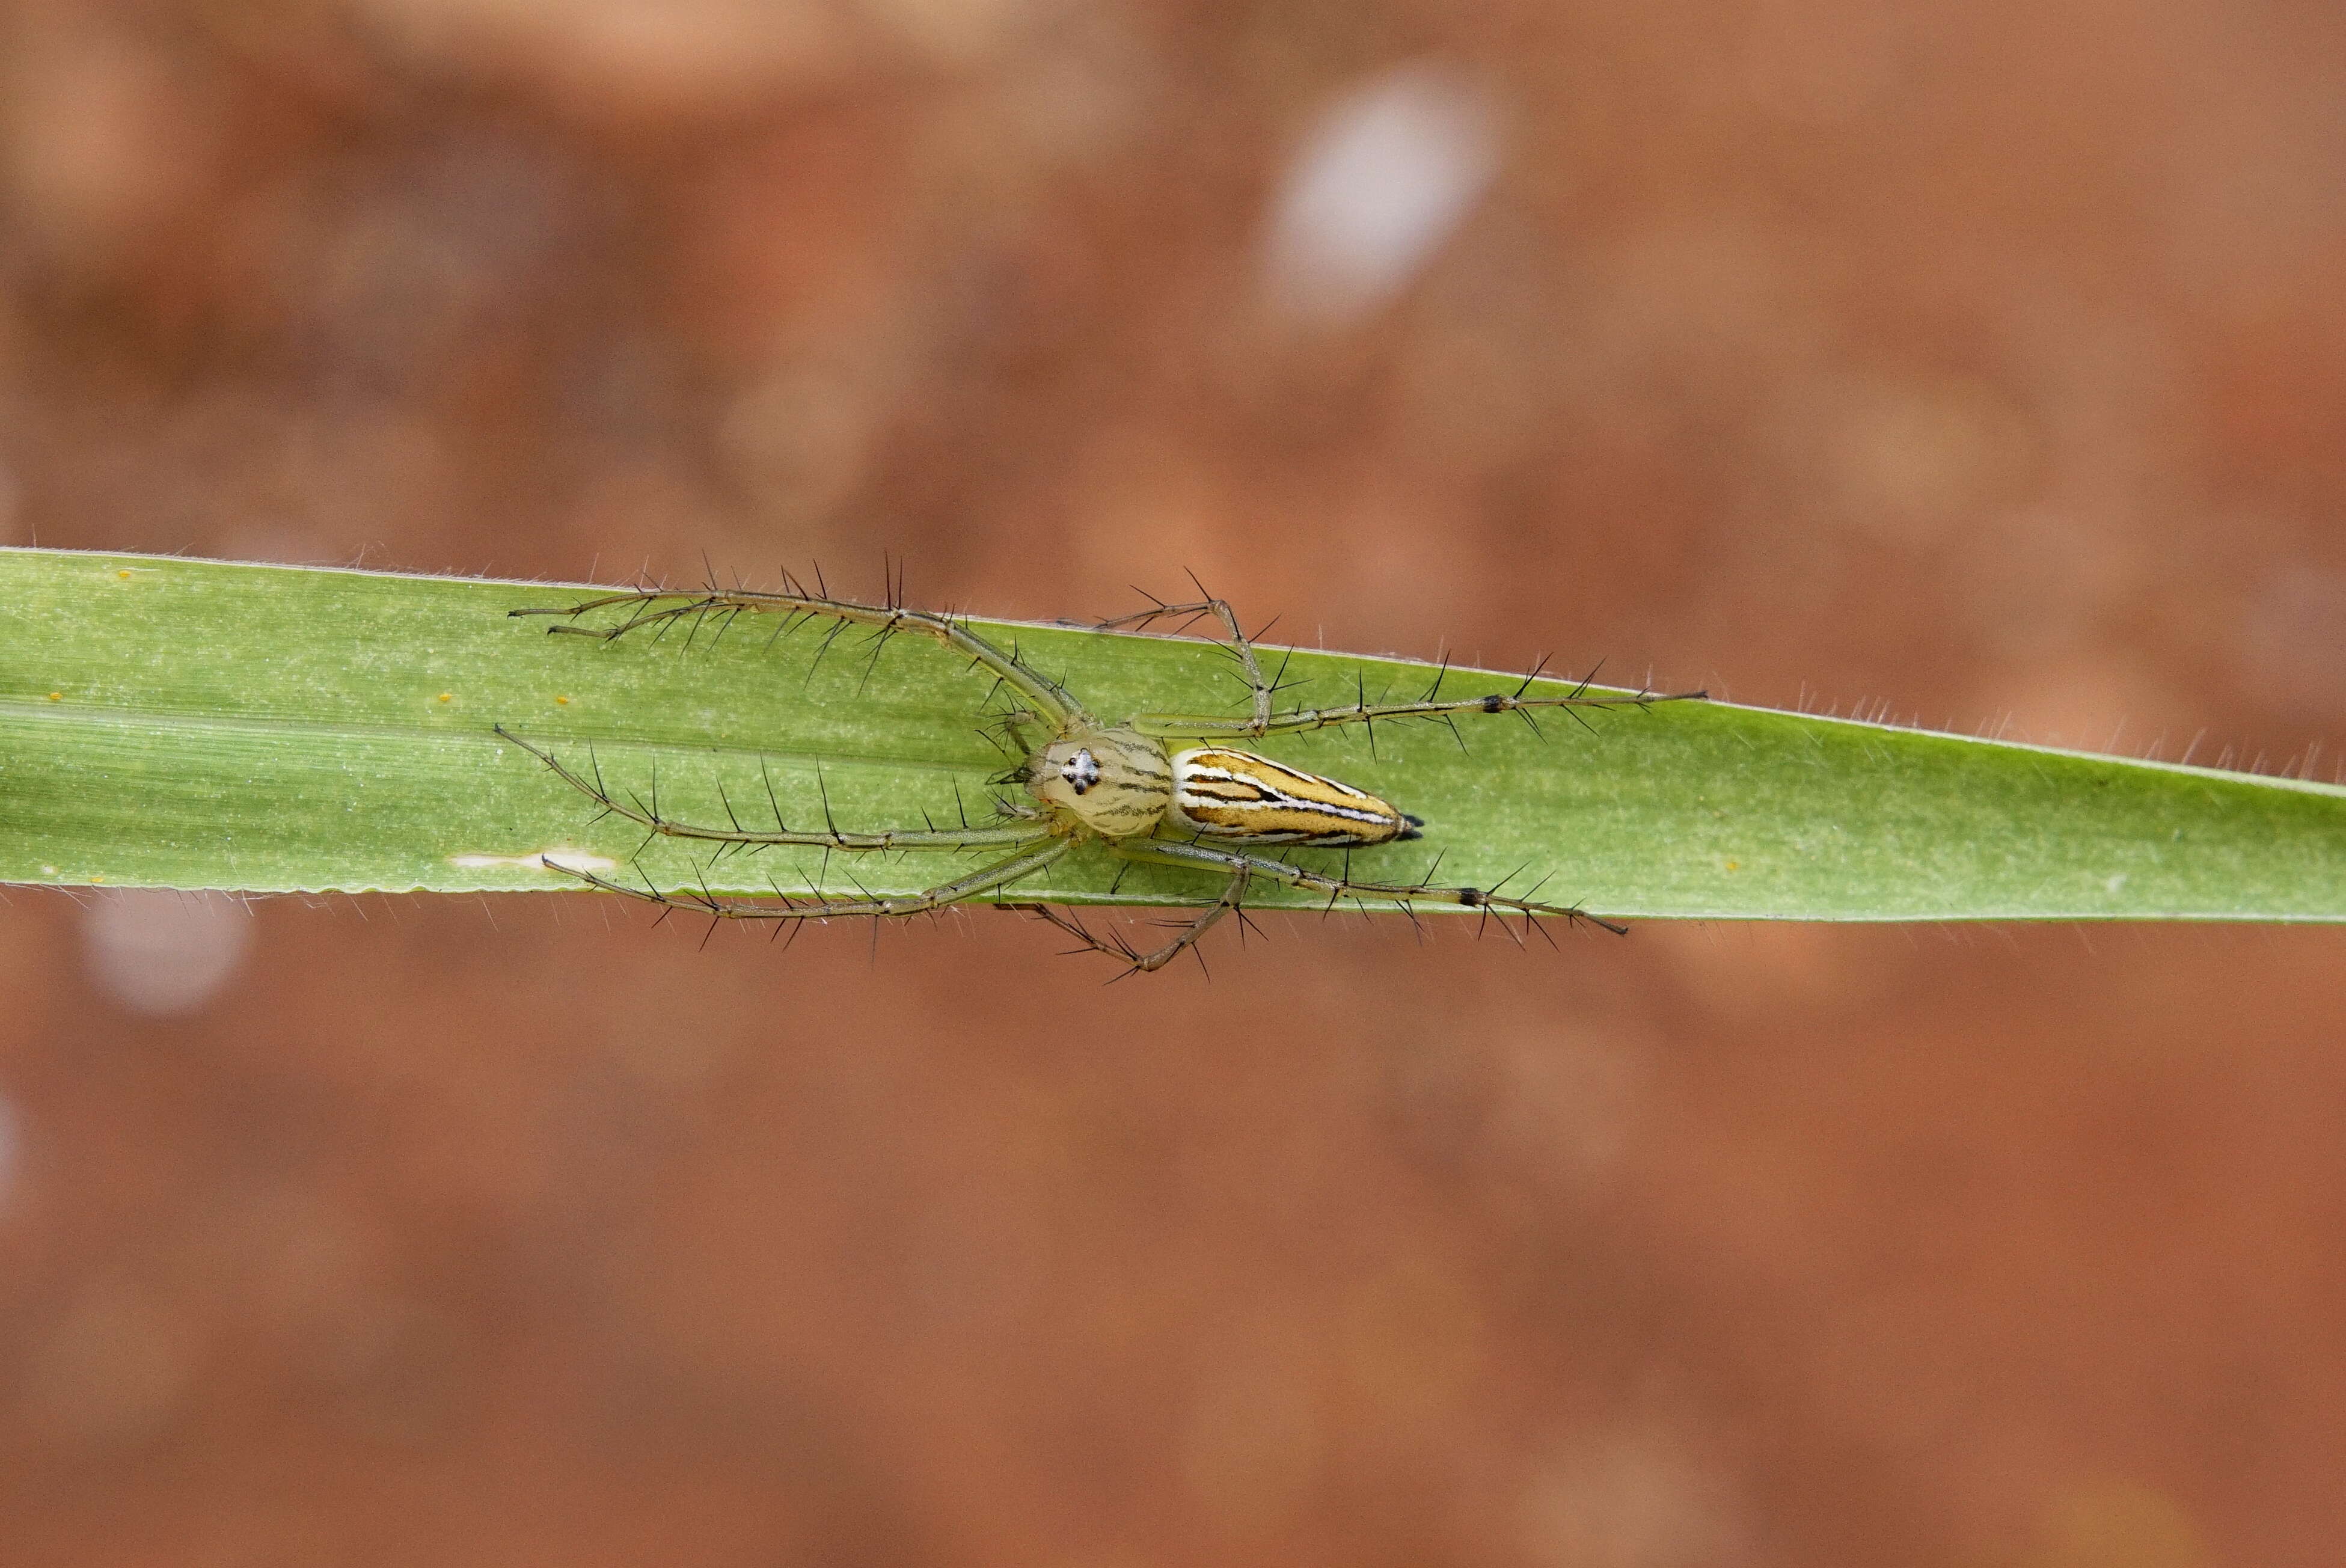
(4, 2), (2344, 1564)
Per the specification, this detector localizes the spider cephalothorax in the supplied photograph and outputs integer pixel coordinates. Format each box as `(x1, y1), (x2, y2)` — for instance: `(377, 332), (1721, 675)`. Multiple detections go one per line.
(500, 580), (1700, 973)
(1030, 729), (1171, 838)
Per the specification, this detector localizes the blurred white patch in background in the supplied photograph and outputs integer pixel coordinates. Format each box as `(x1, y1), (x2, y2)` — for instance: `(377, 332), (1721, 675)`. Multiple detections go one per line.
(81, 890), (251, 1016)
(1260, 62), (1501, 328)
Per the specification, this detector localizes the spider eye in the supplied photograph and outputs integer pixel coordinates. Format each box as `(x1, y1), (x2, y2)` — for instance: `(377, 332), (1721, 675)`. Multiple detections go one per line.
(1060, 749), (1102, 795)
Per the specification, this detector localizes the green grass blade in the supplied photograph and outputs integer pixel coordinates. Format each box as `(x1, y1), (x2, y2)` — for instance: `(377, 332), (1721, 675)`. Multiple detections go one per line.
(2, 547), (2341, 919)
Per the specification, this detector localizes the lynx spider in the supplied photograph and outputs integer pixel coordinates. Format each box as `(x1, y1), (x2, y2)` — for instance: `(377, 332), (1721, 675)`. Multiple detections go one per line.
(496, 571), (1703, 975)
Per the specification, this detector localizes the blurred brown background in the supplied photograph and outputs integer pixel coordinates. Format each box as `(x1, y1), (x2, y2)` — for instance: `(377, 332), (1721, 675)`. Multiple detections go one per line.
(2, 1), (2344, 1563)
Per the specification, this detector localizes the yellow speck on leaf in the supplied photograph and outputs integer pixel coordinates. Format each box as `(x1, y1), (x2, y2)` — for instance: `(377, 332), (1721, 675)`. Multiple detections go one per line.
(555, 695), (570, 705)
(48, 691), (62, 701)
(117, 569), (132, 579)
(437, 693), (453, 703)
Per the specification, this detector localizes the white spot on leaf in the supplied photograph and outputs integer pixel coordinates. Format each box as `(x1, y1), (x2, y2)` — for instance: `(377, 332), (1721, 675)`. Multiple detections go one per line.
(448, 848), (617, 872)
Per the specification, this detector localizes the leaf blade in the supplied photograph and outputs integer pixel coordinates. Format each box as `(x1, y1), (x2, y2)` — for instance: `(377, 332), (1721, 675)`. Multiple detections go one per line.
(3, 547), (2341, 919)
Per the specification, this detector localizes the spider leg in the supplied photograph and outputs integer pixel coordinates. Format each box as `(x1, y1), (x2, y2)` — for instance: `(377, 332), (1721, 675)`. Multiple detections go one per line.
(1095, 576), (1273, 730)
(1011, 870), (1251, 976)
(1125, 661), (1706, 742)
(546, 838), (1074, 923)
(1106, 837), (1629, 936)
(495, 726), (1048, 854)
(510, 577), (1092, 729)
(1008, 904), (1145, 970)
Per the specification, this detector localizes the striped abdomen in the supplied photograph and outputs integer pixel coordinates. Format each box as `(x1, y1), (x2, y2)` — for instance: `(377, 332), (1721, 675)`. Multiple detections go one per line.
(1166, 747), (1423, 847)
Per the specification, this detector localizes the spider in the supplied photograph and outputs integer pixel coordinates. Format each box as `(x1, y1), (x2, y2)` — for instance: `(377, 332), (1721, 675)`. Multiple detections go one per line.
(495, 575), (1703, 973)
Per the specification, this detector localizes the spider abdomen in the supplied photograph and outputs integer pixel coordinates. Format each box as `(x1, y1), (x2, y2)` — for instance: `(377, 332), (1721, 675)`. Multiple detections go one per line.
(1166, 747), (1423, 847)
